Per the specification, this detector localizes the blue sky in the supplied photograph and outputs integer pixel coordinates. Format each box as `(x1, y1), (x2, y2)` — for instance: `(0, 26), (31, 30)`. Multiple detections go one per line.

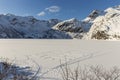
(0, 0), (120, 20)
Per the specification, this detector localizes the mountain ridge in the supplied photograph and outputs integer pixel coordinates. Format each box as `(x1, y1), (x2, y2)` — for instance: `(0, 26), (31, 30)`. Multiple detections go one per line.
(0, 5), (120, 40)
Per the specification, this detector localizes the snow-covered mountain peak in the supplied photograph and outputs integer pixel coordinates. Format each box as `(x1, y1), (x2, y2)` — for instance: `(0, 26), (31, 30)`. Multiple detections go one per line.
(105, 8), (120, 14)
(84, 5), (120, 40)
(53, 18), (84, 38)
(88, 10), (102, 18)
(83, 10), (104, 22)
(53, 18), (82, 31)
(81, 10), (103, 32)
(0, 14), (71, 39)
(112, 5), (120, 10)
(5, 13), (16, 16)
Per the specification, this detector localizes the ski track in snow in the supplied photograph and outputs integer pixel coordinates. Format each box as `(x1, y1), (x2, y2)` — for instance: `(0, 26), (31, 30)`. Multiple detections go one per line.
(39, 50), (110, 79)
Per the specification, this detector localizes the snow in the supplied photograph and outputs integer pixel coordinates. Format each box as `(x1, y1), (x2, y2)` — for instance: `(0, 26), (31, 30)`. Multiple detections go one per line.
(0, 40), (120, 80)
(0, 14), (70, 39)
(84, 5), (120, 40)
(53, 18), (82, 30)
(0, 5), (120, 39)
(53, 18), (84, 38)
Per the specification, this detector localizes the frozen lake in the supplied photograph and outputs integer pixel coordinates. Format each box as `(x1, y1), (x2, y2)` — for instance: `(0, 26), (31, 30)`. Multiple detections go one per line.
(0, 39), (120, 79)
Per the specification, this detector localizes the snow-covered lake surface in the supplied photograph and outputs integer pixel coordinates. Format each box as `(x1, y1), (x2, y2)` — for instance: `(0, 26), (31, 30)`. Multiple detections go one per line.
(0, 39), (120, 79)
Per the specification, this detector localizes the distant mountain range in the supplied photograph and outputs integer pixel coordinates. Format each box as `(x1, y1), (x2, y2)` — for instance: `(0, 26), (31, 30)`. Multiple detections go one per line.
(0, 5), (120, 40)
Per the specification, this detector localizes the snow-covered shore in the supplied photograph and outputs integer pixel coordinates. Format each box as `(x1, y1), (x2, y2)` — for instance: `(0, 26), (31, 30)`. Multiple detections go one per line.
(0, 40), (120, 79)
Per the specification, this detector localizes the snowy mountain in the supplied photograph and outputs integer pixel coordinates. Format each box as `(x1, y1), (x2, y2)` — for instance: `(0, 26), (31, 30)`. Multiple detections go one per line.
(52, 10), (103, 39)
(53, 18), (84, 38)
(0, 14), (71, 39)
(82, 10), (103, 32)
(84, 5), (120, 40)
(0, 5), (120, 39)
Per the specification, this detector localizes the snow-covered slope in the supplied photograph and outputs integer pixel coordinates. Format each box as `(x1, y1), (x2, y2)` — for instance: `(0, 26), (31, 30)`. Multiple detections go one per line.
(84, 5), (120, 40)
(0, 14), (71, 39)
(0, 5), (120, 39)
(53, 18), (82, 33)
(1, 40), (120, 79)
(82, 10), (103, 32)
(52, 9), (103, 39)
(53, 6), (120, 40)
(53, 18), (84, 38)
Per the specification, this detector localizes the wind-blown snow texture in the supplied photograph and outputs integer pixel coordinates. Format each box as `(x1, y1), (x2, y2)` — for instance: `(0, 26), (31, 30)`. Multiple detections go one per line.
(0, 5), (120, 39)
(1, 40), (120, 80)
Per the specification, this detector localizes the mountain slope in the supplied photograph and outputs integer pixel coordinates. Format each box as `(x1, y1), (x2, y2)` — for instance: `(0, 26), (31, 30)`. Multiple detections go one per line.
(0, 5), (120, 39)
(82, 10), (103, 32)
(53, 18), (84, 38)
(52, 10), (103, 39)
(84, 5), (120, 40)
(0, 14), (71, 39)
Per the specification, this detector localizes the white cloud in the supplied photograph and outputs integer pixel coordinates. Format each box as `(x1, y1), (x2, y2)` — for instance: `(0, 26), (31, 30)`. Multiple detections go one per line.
(37, 6), (60, 17)
(45, 6), (60, 13)
(37, 11), (46, 16)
